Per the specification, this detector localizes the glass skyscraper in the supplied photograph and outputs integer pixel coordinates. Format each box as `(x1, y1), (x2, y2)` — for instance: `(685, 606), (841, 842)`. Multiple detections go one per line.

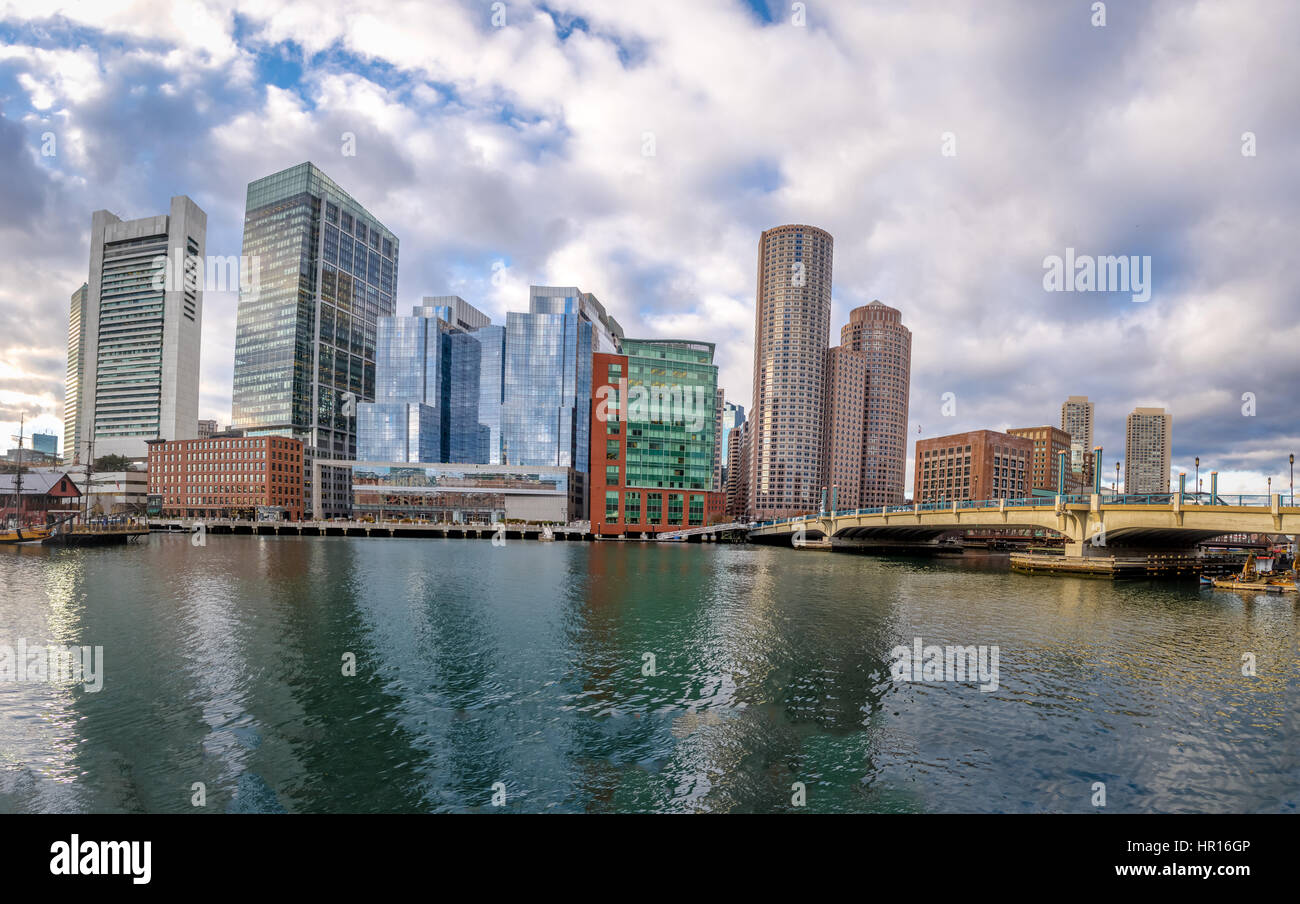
(230, 162), (399, 458)
(501, 286), (621, 470)
(472, 325), (506, 465)
(358, 301), (495, 464)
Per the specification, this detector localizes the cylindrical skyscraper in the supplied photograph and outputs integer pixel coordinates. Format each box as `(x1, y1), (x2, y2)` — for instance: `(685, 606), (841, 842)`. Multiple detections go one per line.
(749, 224), (833, 518)
(841, 301), (911, 507)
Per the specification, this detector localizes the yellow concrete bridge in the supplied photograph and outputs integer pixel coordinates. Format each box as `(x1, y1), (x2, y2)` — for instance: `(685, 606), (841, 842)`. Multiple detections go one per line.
(750, 493), (1299, 558)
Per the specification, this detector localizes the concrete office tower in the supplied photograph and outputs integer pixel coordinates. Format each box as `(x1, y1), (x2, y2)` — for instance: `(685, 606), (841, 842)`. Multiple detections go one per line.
(231, 162), (399, 455)
(79, 197), (206, 461)
(840, 301), (911, 507)
(1007, 425), (1072, 493)
(821, 345), (869, 509)
(1125, 407), (1172, 494)
(712, 388), (725, 493)
(1061, 395), (1095, 475)
(64, 282), (88, 463)
(749, 224), (834, 518)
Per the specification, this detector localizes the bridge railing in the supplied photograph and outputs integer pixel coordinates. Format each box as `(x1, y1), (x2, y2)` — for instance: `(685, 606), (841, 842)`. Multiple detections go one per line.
(752, 492), (1296, 530)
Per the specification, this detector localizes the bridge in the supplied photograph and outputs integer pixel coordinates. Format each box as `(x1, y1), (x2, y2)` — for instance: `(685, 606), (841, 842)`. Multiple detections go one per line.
(749, 494), (1299, 560)
(656, 522), (752, 542)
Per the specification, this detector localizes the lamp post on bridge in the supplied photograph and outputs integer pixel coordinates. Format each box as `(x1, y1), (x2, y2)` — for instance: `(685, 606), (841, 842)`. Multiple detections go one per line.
(1290, 453), (1294, 503)
(1194, 457), (1199, 502)
(1114, 462), (1120, 497)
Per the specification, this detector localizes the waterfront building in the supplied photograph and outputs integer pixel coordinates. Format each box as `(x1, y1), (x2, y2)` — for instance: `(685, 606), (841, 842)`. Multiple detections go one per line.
(749, 225), (833, 519)
(839, 301), (911, 507)
(913, 429), (1032, 504)
(79, 197), (206, 461)
(357, 301), (493, 464)
(501, 286), (622, 512)
(421, 295), (491, 331)
(1061, 395), (1095, 476)
(146, 435), (304, 520)
(821, 345), (869, 510)
(0, 471), (81, 521)
(725, 420), (751, 521)
(64, 283), (88, 464)
(229, 162), (399, 517)
(720, 401), (745, 470)
(712, 387), (725, 494)
(1125, 407), (1172, 494)
(328, 461), (580, 524)
(1007, 425), (1072, 493)
(588, 341), (724, 536)
(473, 324), (507, 464)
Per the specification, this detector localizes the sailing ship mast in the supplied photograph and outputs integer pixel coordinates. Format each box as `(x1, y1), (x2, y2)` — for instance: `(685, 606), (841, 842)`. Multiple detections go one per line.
(11, 415), (24, 526)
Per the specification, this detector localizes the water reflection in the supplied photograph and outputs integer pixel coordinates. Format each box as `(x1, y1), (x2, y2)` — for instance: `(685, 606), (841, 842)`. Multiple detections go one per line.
(0, 537), (1295, 813)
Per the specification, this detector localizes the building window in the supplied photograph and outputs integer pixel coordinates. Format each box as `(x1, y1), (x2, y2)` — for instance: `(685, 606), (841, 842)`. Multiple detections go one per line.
(606, 465), (619, 485)
(625, 492), (641, 523)
(605, 491), (620, 522)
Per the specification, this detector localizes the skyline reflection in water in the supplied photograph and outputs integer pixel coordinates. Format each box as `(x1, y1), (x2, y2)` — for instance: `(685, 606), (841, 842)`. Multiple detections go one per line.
(1, 536), (1296, 813)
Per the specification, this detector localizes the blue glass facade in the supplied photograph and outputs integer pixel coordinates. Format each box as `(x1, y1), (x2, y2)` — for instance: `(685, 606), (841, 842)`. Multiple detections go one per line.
(472, 325), (505, 465)
(359, 305), (499, 464)
(500, 287), (621, 472)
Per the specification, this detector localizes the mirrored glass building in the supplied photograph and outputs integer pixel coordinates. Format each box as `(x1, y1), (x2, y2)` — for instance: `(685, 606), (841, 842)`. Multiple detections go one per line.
(357, 301), (498, 464)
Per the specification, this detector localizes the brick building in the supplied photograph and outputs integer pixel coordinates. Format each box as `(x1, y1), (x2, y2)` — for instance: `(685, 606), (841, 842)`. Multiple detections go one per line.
(1007, 425), (1072, 493)
(147, 435), (304, 520)
(914, 429), (1033, 504)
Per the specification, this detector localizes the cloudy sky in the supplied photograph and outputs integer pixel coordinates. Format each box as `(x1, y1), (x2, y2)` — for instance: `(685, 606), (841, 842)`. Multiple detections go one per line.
(1, 0), (1296, 493)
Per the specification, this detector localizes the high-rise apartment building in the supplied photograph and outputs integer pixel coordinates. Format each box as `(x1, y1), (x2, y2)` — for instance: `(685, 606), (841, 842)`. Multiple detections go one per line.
(64, 283), (88, 463)
(840, 301), (911, 506)
(725, 420), (751, 521)
(79, 196), (206, 460)
(914, 429), (1032, 504)
(1125, 407), (1172, 494)
(821, 345), (868, 509)
(1007, 425), (1072, 493)
(230, 162), (399, 517)
(588, 340), (722, 536)
(720, 401), (745, 466)
(1061, 395), (1095, 475)
(749, 224), (833, 518)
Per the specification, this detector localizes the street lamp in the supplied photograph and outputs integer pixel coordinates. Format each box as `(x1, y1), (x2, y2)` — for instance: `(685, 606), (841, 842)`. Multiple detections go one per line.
(1195, 457), (1199, 501)
(1114, 462), (1120, 497)
(1290, 453), (1294, 503)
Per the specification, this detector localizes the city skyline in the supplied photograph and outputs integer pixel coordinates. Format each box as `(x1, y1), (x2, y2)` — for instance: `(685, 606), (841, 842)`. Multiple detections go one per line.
(2, 2), (1298, 495)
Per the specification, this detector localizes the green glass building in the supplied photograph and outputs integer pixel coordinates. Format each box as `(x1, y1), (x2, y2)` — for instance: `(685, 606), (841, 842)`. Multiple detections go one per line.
(621, 339), (718, 493)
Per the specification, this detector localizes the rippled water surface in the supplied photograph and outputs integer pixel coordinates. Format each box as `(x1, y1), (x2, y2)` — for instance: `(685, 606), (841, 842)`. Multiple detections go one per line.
(1, 536), (1296, 813)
